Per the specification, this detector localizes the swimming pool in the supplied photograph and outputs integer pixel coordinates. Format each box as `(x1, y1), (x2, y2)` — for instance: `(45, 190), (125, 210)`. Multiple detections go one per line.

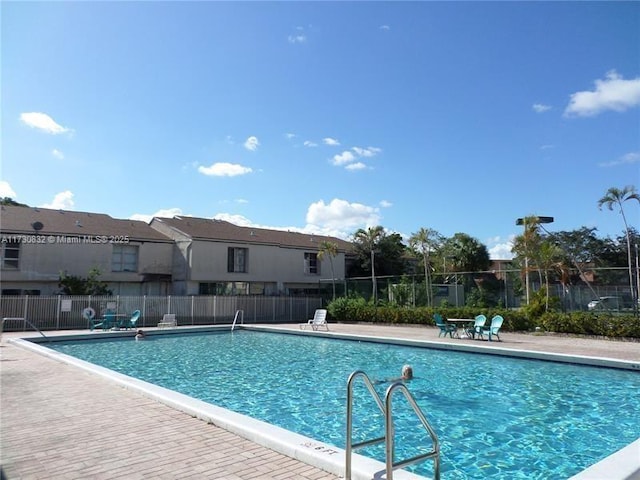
(44, 329), (640, 480)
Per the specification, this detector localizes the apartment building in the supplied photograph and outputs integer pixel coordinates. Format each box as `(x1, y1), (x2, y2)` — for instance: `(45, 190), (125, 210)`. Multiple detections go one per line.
(1, 206), (352, 297)
(149, 216), (352, 296)
(0, 205), (174, 295)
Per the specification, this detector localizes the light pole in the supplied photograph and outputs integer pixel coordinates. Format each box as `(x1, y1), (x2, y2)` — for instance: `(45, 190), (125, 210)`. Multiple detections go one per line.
(516, 216), (554, 305)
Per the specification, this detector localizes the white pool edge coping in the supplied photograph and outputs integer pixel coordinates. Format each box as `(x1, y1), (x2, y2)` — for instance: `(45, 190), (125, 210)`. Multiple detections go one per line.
(9, 334), (426, 480)
(10, 325), (640, 480)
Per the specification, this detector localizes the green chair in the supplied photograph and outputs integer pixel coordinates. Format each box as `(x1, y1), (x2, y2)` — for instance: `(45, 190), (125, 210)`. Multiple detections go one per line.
(120, 310), (141, 330)
(478, 315), (504, 341)
(84, 307), (104, 331)
(434, 313), (457, 338)
(467, 314), (487, 339)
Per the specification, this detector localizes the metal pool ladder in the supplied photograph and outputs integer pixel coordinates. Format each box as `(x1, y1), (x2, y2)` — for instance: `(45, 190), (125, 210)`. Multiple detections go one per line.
(1, 317), (50, 343)
(345, 370), (440, 480)
(231, 310), (244, 331)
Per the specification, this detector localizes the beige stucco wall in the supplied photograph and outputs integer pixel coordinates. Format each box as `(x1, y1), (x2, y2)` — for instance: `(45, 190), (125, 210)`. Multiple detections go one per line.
(187, 241), (345, 285)
(2, 241), (173, 294)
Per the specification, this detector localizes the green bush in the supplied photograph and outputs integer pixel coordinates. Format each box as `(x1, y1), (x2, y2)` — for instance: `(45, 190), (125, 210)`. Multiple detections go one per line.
(326, 297), (640, 338)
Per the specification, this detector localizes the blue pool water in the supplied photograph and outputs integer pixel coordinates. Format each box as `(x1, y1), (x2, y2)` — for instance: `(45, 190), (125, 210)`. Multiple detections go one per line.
(48, 331), (640, 479)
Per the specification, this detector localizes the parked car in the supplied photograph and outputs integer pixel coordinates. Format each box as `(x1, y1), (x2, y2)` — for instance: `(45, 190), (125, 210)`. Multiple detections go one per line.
(587, 296), (625, 311)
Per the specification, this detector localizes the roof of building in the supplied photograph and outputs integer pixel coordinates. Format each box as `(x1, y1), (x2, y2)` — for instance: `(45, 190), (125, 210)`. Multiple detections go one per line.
(0, 206), (173, 242)
(152, 216), (353, 251)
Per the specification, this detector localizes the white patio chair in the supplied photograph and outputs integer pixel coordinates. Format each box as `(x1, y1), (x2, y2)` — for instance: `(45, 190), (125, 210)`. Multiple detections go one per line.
(157, 313), (177, 329)
(300, 309), (328, 331)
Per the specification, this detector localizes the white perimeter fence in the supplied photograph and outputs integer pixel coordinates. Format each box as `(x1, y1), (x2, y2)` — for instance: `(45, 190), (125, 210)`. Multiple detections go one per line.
(0, 295), (323, 332)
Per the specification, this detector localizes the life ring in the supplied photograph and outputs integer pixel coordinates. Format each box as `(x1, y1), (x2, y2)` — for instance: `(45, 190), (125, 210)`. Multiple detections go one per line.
(82, 307), (96, 319)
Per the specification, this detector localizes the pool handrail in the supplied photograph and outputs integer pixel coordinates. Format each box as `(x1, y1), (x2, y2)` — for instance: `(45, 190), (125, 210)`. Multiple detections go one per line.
(345, 370), (440, 480)
(231, 310), (244, 331)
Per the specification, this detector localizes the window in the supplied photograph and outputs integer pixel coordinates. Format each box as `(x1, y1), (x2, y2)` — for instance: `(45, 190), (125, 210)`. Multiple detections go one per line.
(199, 282), (249, 295)
(227, 247), (248, 273)
(304, 252), (319, 275)
(1, 240), (20, 270)
(112, 245), (138, 272)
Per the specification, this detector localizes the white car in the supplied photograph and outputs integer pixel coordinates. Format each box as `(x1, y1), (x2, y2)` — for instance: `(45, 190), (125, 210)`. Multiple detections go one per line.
(587, 296), (622, 311)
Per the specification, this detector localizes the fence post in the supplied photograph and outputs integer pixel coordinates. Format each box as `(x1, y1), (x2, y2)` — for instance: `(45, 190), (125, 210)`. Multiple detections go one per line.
(167, 295), (171, 314)
(191, 295), (194, 325)
(56, 295), (61, 330)
(142, 295), (147, 328)
(23, 295), (29, 331)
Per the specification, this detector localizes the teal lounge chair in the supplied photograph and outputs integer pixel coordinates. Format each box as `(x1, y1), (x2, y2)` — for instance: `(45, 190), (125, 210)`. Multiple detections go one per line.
(434, 313), (457, 338)
(478, 315), (504, 341)
(467, 314), (487, 339)
(120, 310), (141, 330)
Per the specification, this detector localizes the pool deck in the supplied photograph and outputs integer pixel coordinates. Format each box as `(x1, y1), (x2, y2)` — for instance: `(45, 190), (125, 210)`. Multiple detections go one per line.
(1, 323), (639, 480)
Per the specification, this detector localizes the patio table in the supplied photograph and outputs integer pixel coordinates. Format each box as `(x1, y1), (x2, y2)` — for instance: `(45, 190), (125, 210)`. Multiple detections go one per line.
(446, 319), (475, 339)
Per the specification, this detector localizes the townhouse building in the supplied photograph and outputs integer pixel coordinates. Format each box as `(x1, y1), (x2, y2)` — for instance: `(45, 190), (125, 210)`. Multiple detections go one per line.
(0, 205), (174, 295)
(1, 206), (352, 297)
(149, 216), (352, 296)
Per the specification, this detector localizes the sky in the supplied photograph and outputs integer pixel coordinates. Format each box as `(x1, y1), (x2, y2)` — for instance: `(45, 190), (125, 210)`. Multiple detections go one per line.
(2, 1), (639, 259)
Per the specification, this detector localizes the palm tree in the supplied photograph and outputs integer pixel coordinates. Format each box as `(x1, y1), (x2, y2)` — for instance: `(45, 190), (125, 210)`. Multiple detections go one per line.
(318, 241), (339, 300)
(512, 216), (544, 305)
(409, 228), (443, 307)
(598, 185), (640, 309)
(537, 240), (564, 311)
(353, 226), (384, 302)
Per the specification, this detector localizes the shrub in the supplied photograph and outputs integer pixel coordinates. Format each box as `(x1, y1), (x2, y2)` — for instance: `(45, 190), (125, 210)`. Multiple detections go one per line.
(326, 298), (639, 338)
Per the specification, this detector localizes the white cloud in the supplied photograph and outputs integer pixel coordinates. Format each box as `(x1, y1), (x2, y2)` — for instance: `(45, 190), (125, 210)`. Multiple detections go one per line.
(540, 144), (554, 150)
(52, 149), (64, 159)
(198, 162), (253, 177)
(332, 151), (356, 165)
(323, 137), (340, 146)
(380, 200), (392, 208)
(564, 70), (640, 117)
(379, 25), (390, 31)
(236, 198), (249, 204)
(213, 213), (254, 227)
(20, 112), (71, 134)
(598, 151), (640, 167)
(0, 180), (17, 198)
(288, 34), (307, 44)
(352, 146), (382, 157)
(244, 136), (260, 151)
(306, 198), (381, 231)
(288, 27), (307, 44)
(130, 208), (185, 223)
(40, 190), (74, 210)
(285, 133), (296, 139)
(303, 140), (318, 147)
(487, 236), (515, 260)
(532, 103), (552, 113)
(345, 162), (367, 171)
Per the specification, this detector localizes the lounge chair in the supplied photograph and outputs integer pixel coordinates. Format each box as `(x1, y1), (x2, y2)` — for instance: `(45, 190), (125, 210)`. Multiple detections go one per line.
(300, 309), (328, 331)
(158, 313), (177, 329)
(434, 313), (457, 338)
(478, 315), (504, 341)
(120, 310), (141, 330)
(466, 314), (487, 339)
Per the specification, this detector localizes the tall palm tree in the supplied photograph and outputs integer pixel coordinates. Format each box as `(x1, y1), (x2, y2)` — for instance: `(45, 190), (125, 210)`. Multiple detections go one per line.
(512, 216), (544, 305)
(409, 228), (442, 308)
(317, 241), (339, 300)
(598, 185), (640, 309)
(353, 226), (384, 302)
(537, 240), (563, 311)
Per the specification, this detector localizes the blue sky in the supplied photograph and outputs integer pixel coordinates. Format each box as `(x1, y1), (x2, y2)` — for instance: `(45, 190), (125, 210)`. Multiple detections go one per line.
(2, 1), (639, 259)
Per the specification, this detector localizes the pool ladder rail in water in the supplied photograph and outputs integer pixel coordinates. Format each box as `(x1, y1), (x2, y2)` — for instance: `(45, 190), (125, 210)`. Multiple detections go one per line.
(345, 370), (440, 480)
(231, 310), (244, 331)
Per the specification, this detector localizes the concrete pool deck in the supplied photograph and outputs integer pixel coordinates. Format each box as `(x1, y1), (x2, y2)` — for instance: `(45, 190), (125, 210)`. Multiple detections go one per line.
(1, 323), (639, 479)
